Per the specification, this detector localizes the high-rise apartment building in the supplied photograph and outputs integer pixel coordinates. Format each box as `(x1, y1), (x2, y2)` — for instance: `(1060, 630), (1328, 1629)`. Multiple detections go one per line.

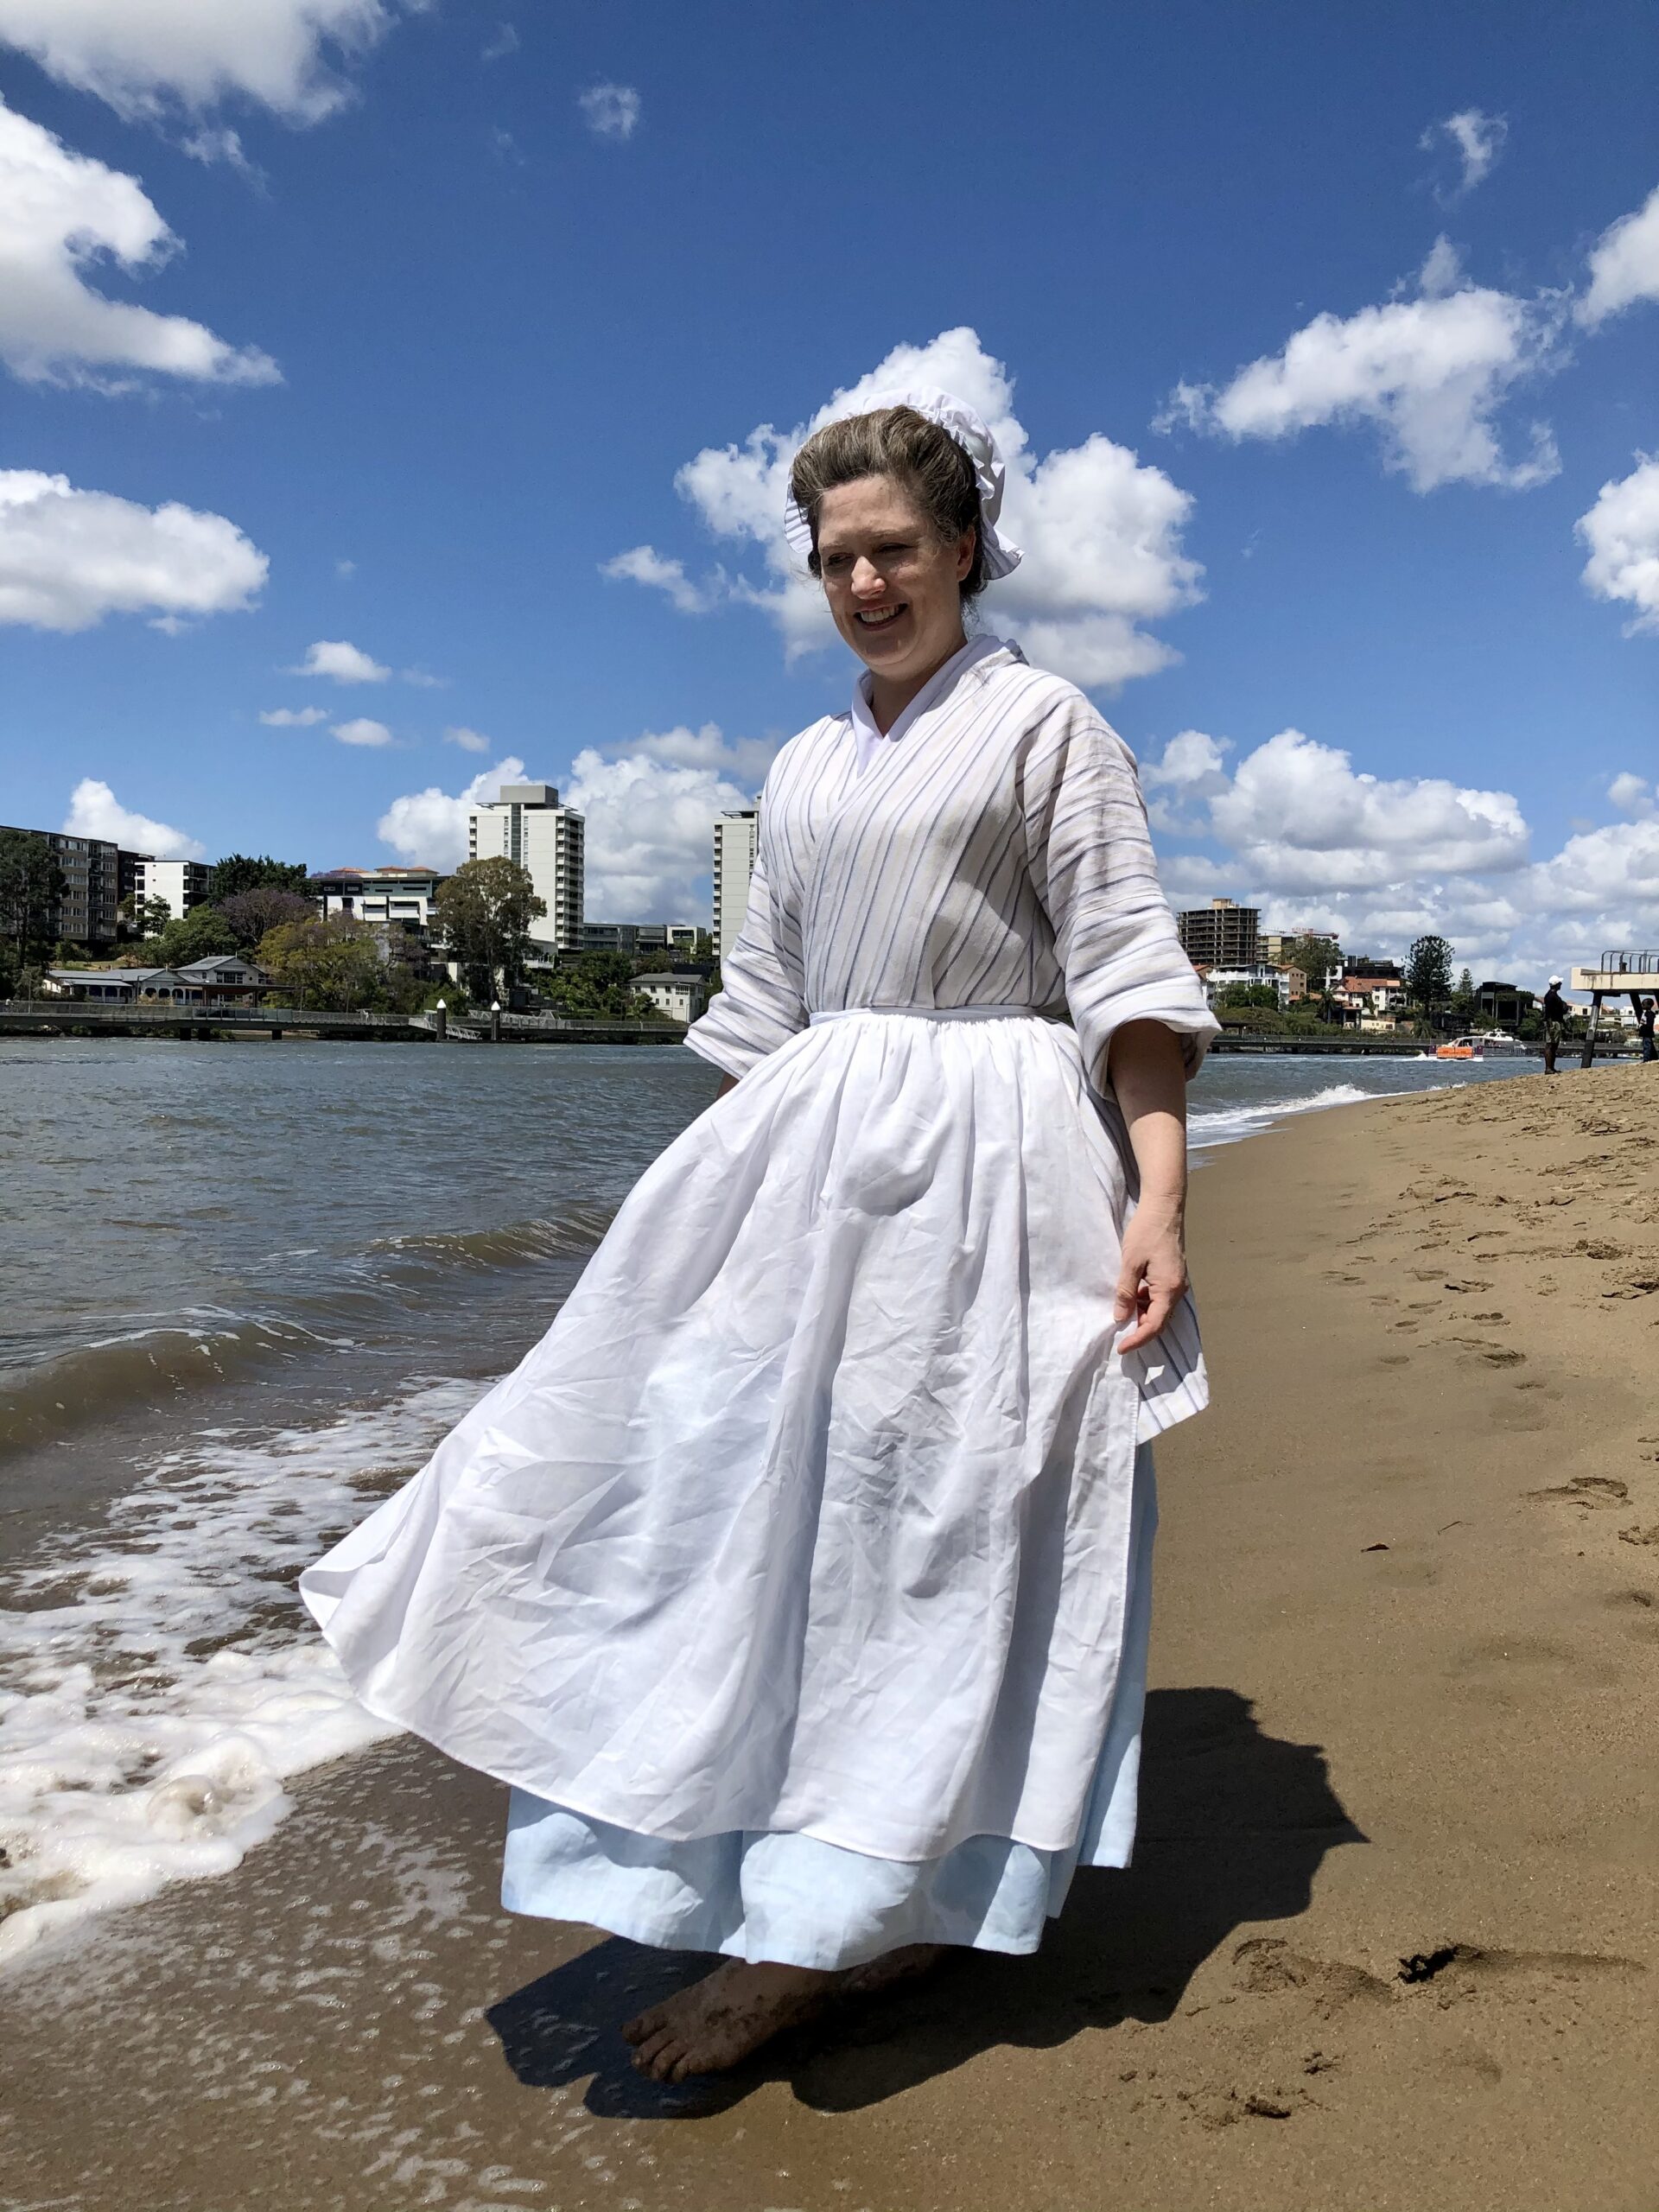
(1177, 897), (1259, 969)
(467, 783), (584, 955)
(714, 808), (760, 964)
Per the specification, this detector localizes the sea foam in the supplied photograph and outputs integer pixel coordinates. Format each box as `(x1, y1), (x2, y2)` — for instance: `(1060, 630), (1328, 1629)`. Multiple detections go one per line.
(0, 1377), (477, 1967)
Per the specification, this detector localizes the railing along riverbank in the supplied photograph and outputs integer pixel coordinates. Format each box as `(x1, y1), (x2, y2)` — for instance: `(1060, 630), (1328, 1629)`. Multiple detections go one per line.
(2, 1002), (1631, 1058)
(0, 1001), (685, 1045)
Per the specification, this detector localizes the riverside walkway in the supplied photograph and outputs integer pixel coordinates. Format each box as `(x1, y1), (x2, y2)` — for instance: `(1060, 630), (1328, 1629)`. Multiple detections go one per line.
(0, 1001), (683, 1044)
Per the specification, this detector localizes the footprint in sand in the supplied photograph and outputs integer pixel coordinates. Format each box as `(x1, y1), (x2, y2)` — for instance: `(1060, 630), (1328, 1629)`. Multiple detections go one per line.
(1526, 1474), (1629, 1511)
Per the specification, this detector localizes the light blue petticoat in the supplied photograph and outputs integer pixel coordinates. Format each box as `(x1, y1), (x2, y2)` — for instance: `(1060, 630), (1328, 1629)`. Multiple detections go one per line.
(501, 1446), (1156, 1972)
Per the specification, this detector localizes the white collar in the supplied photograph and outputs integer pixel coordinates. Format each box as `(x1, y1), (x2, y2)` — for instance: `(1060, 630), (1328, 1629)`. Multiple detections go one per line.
(849, 633), (1012, 772)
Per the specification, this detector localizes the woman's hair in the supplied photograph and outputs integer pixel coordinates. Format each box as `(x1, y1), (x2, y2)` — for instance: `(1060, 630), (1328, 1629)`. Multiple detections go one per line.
(789, 406), (988, 600)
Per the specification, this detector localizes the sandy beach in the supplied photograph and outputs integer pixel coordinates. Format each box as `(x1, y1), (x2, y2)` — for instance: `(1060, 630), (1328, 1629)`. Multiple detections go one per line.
(3, 1061), (1656, 2212)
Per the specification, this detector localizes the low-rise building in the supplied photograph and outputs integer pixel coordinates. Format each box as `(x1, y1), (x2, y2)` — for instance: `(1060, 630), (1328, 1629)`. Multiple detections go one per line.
(1335, 972), (1410, 1018)
(632, 972), (709, 1023)
(582, 921), (702, 957)
(1199, 962), (1298, 1010)
(41, 955), (270, 1007)
(1476, 979), (1535, 1027)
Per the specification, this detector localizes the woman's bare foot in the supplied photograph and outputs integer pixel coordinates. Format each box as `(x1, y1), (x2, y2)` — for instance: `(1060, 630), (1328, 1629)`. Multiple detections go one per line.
(623, 1961), (835, 2082)
(840, 1942), (946, 1995)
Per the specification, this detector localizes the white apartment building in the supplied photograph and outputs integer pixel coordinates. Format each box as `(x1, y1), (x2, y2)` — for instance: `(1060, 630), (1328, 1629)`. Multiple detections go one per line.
(467, 782), (585, 955)
(714, 807), (760, 965)
(311, 865), (443, 933)
(133, 857), (212, 919)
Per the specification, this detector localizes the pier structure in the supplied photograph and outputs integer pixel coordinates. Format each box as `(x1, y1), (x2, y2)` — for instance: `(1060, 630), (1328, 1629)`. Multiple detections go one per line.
(1571, 953), (1659, 1068)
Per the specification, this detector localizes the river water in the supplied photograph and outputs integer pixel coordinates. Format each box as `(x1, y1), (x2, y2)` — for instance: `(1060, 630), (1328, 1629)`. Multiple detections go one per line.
(0, 1034), (1543, 1963)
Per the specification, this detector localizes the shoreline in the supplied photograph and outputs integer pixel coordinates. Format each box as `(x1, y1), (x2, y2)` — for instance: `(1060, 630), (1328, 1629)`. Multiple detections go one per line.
(3, 1065), (1656, 2209)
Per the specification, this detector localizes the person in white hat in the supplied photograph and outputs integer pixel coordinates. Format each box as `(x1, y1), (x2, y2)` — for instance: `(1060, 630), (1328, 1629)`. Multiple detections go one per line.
(1541, 974), (1571, 1074)
(304, 391), (1217, 2078)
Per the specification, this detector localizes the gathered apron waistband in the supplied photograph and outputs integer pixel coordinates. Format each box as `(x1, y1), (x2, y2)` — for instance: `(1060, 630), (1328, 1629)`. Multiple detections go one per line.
(808, 1004), (1046, 1025)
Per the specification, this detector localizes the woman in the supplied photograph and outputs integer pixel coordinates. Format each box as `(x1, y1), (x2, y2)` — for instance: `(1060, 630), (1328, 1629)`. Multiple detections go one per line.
(302, 389), (1217, 2083)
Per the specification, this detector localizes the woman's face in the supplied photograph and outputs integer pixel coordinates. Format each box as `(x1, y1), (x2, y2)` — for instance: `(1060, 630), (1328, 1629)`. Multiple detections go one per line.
(815, 475), (973, 694)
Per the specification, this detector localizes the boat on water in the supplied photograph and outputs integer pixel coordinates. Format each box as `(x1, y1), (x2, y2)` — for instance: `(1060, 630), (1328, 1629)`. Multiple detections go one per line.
(1424, 1030), (1535, 1061)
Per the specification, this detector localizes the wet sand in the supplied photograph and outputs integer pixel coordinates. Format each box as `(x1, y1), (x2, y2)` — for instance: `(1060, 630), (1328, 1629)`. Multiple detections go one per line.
(3, 1064), (1656, 2211)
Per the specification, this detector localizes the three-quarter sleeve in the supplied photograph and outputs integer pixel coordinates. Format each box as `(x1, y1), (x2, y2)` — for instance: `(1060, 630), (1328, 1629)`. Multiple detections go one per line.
(684, 844), (809, 1079)
(1020, 692), (1218, 1084)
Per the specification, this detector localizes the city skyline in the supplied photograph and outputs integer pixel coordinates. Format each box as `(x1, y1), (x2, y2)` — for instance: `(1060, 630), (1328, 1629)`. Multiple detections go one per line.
(0, 3), (1655, 969)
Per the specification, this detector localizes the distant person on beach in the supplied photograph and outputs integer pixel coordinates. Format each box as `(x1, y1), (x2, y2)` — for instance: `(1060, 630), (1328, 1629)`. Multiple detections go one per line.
(1541, 975), (1571, 1074)
(302, 394), (1216, 2081)
(1640, 997), (1656, 1063)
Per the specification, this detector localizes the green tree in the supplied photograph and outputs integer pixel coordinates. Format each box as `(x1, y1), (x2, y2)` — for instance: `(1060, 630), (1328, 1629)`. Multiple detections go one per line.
(1217, 981), (1280, 1010)
(540, 950), (654, 1016)
(1281, 932), (1342, 999)
(255, 916), (385, 1008)
(1406, 933), (1454, 1018)
(151, 906), (241, 967)
(435, 858), (545, 999)
(1452, 966), (1477, 1019)
(0, 830), (67, 988)
(210, 854), (309, 901)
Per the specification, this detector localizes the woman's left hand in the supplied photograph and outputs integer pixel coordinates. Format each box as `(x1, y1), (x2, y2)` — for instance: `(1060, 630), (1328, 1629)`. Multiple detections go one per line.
(1114, 1206), (1189, 1353)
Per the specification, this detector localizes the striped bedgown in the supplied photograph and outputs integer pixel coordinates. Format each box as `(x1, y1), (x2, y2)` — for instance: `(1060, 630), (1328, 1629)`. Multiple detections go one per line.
(302, 633), (1218, 1967)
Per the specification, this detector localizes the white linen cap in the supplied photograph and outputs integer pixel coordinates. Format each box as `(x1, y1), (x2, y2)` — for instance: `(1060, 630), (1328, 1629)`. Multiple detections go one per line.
(784, 385), (1023, 580)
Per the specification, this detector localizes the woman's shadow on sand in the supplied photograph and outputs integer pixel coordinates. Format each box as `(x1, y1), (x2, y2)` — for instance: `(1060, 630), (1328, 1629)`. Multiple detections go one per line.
(486, 1686), (1365, 2119)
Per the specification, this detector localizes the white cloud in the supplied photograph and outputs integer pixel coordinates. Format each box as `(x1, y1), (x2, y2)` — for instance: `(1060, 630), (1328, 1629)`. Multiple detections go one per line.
(1576, 182), (1659, 328)
(1421, 109), (1508, 195)
(609, 721), (779, 786)
(0, 0), (393, 124)
(442, 725), (491, 753)
(179, 124), (264, 184)
(399, 665), (446, 688)
(377, 756), (526, 868)
(1576, 454), (1659, 635)
(1141, 721), (1659, 979)
(626, 326), (1202, 691)
(1158, 242), (1563, 492)
(0, 95), (279, 390)
(1159, 727), (1530, 895)
(0, 468), (267, 632)
(578, 82), (639, 141)
(480, 22), (518, 61)
(258, 704), (327, 726)
(601, 543), (716, 614)
(62, 777), (204, 858)
(564, 747), (754, 918)
(288, 637), (390, 682)
(330, 715), (391, 747)
(334, 556), (356, 578)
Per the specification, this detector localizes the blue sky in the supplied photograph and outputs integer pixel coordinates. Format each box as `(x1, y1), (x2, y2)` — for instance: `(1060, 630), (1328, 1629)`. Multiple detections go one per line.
(0, 0), (1655, 979)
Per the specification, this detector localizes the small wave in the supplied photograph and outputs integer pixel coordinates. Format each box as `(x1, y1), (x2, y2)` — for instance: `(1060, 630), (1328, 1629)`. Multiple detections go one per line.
(1189, 1082), (1375, 1151)
(370, 1205), (616, 1274)
(0, 1376), (478, 1969)
(0, 1318), (346, 1456)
